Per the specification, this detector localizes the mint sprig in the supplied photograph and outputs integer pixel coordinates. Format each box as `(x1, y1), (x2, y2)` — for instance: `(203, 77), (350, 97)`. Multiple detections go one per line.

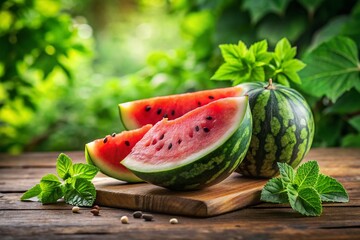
(21, 153), (99, 207)
(261, 160), (349, 216)
(211, 38), (305, 86)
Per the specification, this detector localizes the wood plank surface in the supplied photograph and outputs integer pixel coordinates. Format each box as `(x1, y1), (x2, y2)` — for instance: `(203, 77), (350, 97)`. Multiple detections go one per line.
(0, 148), (359, 239)
(94, 175), (267, 217)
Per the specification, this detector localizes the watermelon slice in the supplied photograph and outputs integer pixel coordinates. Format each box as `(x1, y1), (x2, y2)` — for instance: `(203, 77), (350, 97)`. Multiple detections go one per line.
(85, 124), (152, 183)
(119, 85), (244, 130)
(122, 96), (252, 190)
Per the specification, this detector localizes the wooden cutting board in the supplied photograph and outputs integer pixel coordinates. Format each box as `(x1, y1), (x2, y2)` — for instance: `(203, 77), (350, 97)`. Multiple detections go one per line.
(94, 174), (268, 217)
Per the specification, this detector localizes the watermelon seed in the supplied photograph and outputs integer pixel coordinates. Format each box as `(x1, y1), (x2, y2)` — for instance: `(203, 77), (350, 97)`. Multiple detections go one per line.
(157, 108), (162, 115)
(189, 131), (193, 138)
(203, 127), (210, 133)
(144, 140), (151, 147)
(208, 95), (214, 99)
(125, 141), (130, 146)
(152, 139), (157, 145)
(177, 139), (182, 144)
(195, 126), (200, 132)
(159, 134), (165, 140)
(103, 137), (108, 143)
(145, 105), (151, 112)
(111, 133), (116, 137)
(168, 143), (172, 150)
(206, 116), (212, 120)
(163, 114), (168, 118)
(197, 101), (201, 106)
(156, 143), (164, 151)
(171, 110), (175, 116)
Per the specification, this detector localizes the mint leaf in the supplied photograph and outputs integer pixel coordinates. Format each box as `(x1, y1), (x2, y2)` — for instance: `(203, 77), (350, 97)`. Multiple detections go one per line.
(219, 44), (243, 63)
(70, 163), (99, 180)
(64, 178), (96, 206)
(315, 174), (349, 203)
(261, 178), (288, 203)
(300, 36), (360, 102)
(294, 161), (319, 189)
(56, 153), (72, 180)
(39, 174), (63, 204)
(287, 184), (322, 216)
(21, 184), (41, 200)
(277, 162), (295, 186)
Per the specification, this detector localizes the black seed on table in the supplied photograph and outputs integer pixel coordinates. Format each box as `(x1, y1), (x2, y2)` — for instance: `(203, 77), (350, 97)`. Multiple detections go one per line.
(157, 109), (162, 115)
(171, 110), (175, 116)
(111, 133), (116, 137)
(133, 211), (143, 218)
(195, 126), (200, 132)
(208, 95), (214, 99)
(125, 141), (130, 146)
(142, 214), (154, 221)
(206, 116), (212, 120)
(145, 105), (151, 112)
(168, 143), (172, 150)
(103, 137), (108, 143)
(203, 127), (210, 133)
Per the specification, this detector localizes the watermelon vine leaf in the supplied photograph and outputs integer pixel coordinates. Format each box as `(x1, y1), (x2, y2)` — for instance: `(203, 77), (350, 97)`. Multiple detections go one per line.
(211, 38), (305, 86)
(261, 160), (349, 216)
(300, 36), (360, 102)
(21, 153), (99, 206)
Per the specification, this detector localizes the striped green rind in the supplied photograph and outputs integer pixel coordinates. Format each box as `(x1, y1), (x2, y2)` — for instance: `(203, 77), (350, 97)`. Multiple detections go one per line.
(125, 101), (252, 191)
(236, 82), (314, 178)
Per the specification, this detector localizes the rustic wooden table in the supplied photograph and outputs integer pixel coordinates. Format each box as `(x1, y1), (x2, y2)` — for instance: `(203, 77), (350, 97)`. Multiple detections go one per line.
(0, 148), (359, 239)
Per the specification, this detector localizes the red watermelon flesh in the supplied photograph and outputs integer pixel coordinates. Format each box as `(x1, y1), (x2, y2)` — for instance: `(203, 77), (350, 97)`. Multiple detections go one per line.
(123, 97), (249, 172)
(85, 124), (152, 182)
(119, 85), (244, 130)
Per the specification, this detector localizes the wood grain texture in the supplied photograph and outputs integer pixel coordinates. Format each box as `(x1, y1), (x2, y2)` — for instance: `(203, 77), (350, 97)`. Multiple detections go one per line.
(0, 148), (359, 239)
(94, 175), (267, 217)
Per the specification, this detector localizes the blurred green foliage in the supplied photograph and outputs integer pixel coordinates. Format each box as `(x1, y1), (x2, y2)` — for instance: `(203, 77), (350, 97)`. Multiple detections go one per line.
(1, 0), (359, 153)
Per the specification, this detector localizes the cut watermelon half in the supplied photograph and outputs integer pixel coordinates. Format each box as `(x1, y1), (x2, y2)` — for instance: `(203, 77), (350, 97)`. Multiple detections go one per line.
(122, 96), (252, 190)
(85, 124), (152, 183)
(118, 85), (244, 130)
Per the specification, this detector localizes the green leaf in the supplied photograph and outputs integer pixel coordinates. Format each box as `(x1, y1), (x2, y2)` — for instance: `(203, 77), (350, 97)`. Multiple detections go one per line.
(298, 0), (324, 14)
(341, 134), (360, 147)
(219, 44), (242, 63)
(300, 36), (360, 102)
(274, 38), (297, 63)
(287, 184), (322, 216)
(277, 162), (295, 186)
(325, 89), (360, 114)
(243, 0), (291, 23)
(56, 153), (72, 180)
(39, 174), (63, 204)
(64, 178), (96, 206)
(70, 163), (99, 180)
(21, 184), (41, 201)
(294, 161), (319, 189)
(315, 174), (349, 203)
(211, 62), (250, 82)
(261, 178), (288, 203)
(348, 116), (360, 132)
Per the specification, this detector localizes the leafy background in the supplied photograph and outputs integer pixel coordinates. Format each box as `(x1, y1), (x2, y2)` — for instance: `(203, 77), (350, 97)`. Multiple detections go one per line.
(1, 0), (359, 154)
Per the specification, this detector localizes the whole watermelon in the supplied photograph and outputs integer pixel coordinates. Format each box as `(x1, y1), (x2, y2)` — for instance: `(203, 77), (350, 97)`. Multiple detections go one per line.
(236, 80), (314, 178)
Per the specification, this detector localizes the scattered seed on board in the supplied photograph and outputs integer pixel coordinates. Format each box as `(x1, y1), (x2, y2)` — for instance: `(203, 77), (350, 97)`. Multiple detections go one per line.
(90, 208), (100, 216)
(142, 214), (154, 221)
(132, 211), (143, 218)
(92, 205), (100, 210)
(72, 206), (80, 213)
(169, 218), (178, 224)
(120, 216), (129, 224)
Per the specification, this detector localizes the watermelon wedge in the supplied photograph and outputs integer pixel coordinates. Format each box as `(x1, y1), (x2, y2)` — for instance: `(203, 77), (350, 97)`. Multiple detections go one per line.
(118, 85), (244, 130)
(85, 124), (152, 183)
(122, 96), (252, 190)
